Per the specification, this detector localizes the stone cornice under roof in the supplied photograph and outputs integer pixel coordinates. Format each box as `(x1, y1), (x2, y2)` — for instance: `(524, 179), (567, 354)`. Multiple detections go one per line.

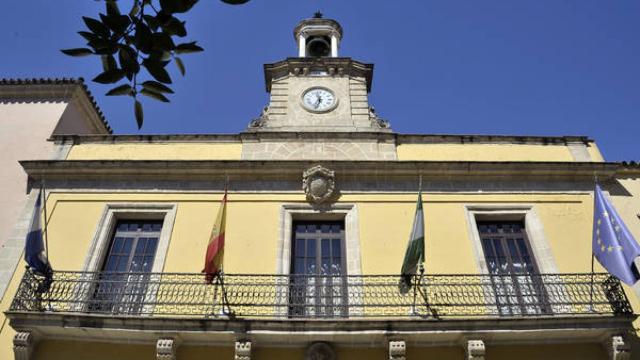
(0, 77), (112, 134)
(49, 132), (594, 145)
(20, 160), (619, 182)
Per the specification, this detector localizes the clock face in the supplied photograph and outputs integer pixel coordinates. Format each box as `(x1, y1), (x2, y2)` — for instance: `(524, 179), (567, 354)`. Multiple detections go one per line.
(302, 87), (337, 112)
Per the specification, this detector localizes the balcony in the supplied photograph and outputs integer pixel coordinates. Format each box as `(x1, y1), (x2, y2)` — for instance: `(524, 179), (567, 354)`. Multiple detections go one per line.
(6, 270), (635, 347)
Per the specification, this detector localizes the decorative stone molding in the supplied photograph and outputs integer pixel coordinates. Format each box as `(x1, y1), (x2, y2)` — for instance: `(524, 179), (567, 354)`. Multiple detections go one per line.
(156, 338), (177, 360)
(388, 340), (406, 360)
(235, 340), (252, 360)
(13, 331), (34, 360)
(305, 342), (336, 360)
(465, 339), (485, 360)
(606, 335), (630, 360)
(369, 106), (390, 129)
(303, 165), (336, 204)
(248, 106), (269, 128)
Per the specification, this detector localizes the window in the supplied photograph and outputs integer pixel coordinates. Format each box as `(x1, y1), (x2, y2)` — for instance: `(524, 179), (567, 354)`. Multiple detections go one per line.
(289, 221), (347, 318)
(89, 220), (163, 314)
(478, 221), (550, 315)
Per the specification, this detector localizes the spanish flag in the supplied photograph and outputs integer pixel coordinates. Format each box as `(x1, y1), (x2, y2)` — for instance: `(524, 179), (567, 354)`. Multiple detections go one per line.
(203, 189), (227, 283)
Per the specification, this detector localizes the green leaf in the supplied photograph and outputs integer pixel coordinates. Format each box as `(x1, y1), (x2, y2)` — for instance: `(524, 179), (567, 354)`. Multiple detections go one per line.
(78, 31), (101, 43)
(83, 16), (110, 37)
(100, 13), (131, 34)
(106, 84), (134, 96)
(175, 56), (185, 76)
(220, 0), (250, 4)
(106, 0), (120, 16)
(160, 0), (199, 14)
(134, 100), (144, 129)
(134, 22), (153, 53)
(151, 32), (175, 51)
(162, 16), (187, 37)
(142, 81), (174, 94)
(175, 42), (203, 54)
(118, 45), (140, 75)
(129, 4), (140, 19)
(101, 55), (117, 72)
(143, 60), (172, 84)
(143, 15), (160, 31)
(92, 69), (125, 84)
(141, 88), (170, 102)
(60, 48), (93, 57)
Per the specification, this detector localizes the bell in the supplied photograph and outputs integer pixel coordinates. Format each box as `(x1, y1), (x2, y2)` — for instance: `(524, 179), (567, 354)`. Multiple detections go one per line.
(306, 36), (331, 58)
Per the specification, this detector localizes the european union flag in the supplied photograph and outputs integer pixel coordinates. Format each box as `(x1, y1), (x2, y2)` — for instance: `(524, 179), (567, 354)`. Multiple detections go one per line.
(593, 184), (640, 285)
(25, 189), (53, 281)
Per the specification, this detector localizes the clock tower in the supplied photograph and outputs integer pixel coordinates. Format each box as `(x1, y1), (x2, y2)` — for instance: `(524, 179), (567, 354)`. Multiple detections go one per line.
(247, 13), (390, 133)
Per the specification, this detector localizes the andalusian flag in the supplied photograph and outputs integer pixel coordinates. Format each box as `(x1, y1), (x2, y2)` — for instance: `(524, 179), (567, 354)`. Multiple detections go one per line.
(399, 191), (425, 292)
(203, 189), (227, 283)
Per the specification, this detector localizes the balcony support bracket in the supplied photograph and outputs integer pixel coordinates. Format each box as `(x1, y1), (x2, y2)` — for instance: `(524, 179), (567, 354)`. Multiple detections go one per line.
(388, 340), (406, 360)
(465, 339), (485, 360)
(606, 335), (630, 360)
(157, 338), (178, 360)
(13, 331), (34, 360)
(235, 340), (252, 360)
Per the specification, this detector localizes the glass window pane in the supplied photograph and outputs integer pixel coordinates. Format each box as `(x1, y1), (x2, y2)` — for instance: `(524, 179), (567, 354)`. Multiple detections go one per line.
(122, 237), (134, 254)
(105, 256), (118, 272)
(152, 223), (163, 232)
(128, 223), (140, 231)
(116, 256), (128, 272)
(307, 225), (316, 233)
(307, 239), (316, 257)
(321, 224), (330, 233)
(131, 256), (143, 272)
(331, 224), (341, 233)
(294, 258), (305, 274)
(135, 238), (147, 255)
(321, 239), (330, 258)
(143, 256), (154, 271)
(112, 237), (124, 253)
(146, 238), (158, 255)
(332, 239), (341, 258)
(295, 239), (305, 256)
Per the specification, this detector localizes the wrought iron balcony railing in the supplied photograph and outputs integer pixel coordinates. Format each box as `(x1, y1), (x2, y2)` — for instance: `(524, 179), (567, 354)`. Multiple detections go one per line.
(9, 270), (633, 319)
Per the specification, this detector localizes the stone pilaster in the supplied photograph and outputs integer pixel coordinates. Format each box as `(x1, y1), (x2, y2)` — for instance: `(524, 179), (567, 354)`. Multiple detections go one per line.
(156, 338), (177, 360)
(13, 331), (34, 360)
(235, 340), (252, 360)
(388, 340), (406, 360)
(606, 335), (630, 360)
(465, 339), (485, 360)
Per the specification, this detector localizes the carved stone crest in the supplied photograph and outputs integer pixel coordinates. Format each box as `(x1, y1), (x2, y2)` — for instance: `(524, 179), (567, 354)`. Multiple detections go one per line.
(303, 165), (335, 204)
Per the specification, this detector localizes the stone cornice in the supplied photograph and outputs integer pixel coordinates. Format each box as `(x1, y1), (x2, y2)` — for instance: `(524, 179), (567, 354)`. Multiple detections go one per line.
(50, 132), (594, 146)
(20, 160), (620, 182)
(6, 311), (635, 347)
(264, 57), (373, 93)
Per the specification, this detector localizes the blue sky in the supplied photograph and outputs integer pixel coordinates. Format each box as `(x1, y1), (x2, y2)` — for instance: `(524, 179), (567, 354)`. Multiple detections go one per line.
(2, 1), (639, 160)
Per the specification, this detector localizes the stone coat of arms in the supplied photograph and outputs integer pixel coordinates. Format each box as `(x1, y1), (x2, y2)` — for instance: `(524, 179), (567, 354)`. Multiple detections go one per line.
(302, 165), (336, 204)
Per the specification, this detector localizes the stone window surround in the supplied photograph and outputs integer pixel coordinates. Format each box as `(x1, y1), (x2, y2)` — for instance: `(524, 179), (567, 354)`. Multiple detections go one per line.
(82, 203), (177, 273)
(276, 203), (362, 276)
(463, 204), (559, 275)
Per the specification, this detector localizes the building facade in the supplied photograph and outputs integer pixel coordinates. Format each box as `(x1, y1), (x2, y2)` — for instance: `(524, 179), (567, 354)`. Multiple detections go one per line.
(1, 16), (639, 360)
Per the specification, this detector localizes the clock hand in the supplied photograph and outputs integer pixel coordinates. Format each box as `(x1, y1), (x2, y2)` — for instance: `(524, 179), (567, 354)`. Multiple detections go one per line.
(315, 95), (321, 108)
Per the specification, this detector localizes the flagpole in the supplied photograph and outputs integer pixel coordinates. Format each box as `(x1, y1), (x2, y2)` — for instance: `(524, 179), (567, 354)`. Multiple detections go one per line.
(589, 175), (597, 312)
(41, 181), (49, 263)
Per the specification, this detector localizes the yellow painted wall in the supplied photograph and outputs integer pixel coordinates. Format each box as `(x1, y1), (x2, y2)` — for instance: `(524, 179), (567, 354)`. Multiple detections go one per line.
(33, 340), (155, 360)
(1, 189), (638, 359)
(397, 143), (577, 162)
(33, 191), (608, 275)
(65, 142), (243, 160)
